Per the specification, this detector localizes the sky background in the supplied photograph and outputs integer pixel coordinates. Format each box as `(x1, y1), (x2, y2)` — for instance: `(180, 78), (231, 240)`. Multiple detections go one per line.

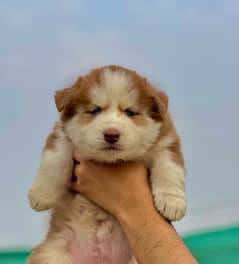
(0, 0), (239, 248)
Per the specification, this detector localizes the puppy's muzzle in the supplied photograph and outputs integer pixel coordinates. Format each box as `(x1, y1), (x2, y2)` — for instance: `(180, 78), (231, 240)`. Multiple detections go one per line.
(103, 128), (120, 144)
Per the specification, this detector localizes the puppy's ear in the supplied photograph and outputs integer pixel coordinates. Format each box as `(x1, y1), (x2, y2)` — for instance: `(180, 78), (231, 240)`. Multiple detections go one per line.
(150, 90), (168, 121)
(54, 87), (75, 112)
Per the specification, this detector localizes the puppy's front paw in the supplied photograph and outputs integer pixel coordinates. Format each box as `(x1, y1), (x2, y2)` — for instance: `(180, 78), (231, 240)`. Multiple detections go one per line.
(28, 187), (58, 211)
(154, 191), (186, 221)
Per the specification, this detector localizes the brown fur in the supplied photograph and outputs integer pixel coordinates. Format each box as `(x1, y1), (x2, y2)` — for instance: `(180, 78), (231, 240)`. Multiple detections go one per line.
(132, 115), (148, 126)
(78, 112), (95, 125)
(44, 122), (63, 150)
(156, 114), (184, 168)
(45, 132), (58, 150)
(28, 65), (186, 263)
(55, 65), (168, 123)
(55, 64), (183, 168)
(54, 65), (183, 169)
(168, 140), (185, 168)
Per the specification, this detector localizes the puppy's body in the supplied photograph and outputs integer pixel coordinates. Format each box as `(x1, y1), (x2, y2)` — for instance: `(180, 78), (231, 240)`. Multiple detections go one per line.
(28, 66), (186, 264)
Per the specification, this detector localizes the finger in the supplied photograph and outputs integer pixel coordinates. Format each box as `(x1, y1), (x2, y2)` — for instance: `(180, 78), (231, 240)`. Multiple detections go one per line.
(74, 163), (82, 177)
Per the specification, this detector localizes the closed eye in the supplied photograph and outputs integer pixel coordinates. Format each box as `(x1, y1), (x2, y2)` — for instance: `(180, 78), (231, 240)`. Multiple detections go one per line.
(125, 108), (140, 117)
(86, 106), (102, 115)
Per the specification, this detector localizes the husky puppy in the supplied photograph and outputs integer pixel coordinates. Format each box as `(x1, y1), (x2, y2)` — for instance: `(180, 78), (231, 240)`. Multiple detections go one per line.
(28, 65), (186, 264)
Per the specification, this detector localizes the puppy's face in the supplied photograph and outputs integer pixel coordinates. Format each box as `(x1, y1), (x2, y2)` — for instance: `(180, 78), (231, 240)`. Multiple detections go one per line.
(55, 66), (168, 162)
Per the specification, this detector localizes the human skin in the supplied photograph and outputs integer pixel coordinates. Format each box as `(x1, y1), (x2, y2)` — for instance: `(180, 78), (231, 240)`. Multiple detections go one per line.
(69, 158), (198, 264)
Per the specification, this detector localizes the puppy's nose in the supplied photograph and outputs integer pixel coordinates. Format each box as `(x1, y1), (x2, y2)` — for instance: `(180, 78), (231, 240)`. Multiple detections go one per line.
(104, 128), (120, 144)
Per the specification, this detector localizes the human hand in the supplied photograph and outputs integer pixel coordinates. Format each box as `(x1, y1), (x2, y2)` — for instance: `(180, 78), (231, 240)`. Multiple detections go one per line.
(69, 154), (197, 264)
(69, 155), (154, 220)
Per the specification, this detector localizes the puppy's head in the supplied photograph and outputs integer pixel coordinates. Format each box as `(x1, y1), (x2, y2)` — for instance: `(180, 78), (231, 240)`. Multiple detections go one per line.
(55, 65), (168, 162)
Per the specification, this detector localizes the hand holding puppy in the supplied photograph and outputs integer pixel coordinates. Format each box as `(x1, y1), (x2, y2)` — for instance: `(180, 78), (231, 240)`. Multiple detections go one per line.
(70, 155), (152, 219)
(69, 156), (197, 264)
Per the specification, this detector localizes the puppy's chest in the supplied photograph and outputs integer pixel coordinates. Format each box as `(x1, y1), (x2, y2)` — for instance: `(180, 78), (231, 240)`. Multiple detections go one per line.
(71, 194), (116, 237)
(69, 194), (132, 263)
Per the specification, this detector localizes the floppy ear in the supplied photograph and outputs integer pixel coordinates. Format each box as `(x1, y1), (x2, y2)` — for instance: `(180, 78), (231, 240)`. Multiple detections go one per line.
(54, 87), (75, 112)
(150, 90), (169, 121)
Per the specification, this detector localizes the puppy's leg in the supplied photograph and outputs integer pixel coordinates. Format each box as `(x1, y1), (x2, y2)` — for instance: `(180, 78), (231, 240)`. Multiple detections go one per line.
(151, 148), (186, 221)
(28, 236), (73, 264)
(28, 193), (79, 264)
(28, 121), (73, 211)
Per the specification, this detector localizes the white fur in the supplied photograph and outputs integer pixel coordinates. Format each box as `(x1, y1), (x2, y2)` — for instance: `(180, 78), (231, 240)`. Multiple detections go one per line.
(65, 69), (161, 162)
(65, 110), (160, 162)
(29, 123), (73, 211)
(90, 69), (140, 117)
(150, 148), (186, 221)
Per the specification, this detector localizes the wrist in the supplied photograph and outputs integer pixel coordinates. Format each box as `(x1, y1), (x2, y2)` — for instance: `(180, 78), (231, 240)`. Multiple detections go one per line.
(116, 200), (160, 227)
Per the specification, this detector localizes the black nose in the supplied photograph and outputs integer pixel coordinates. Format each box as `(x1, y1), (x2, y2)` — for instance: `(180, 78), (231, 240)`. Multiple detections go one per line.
(104, 128), (120, 144)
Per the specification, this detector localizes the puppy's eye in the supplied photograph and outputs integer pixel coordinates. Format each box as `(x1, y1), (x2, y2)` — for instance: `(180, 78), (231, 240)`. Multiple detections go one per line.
(86, 107), (102, 115)
(125, 108), (139, 117)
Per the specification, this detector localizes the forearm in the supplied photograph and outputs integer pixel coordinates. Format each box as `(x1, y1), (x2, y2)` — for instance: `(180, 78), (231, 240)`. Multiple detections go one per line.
(117, 206), (198, 264)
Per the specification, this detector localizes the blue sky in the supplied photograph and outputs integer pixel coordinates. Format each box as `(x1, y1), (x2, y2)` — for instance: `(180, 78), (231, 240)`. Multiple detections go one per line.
(0, 0), (239, 248)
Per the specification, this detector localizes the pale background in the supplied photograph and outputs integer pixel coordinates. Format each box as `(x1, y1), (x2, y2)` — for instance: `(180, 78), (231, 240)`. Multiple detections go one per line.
(0, 0), (239, 248)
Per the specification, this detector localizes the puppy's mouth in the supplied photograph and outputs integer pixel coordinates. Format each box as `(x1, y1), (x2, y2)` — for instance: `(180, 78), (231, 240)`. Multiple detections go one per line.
(102, 145), (121, 151)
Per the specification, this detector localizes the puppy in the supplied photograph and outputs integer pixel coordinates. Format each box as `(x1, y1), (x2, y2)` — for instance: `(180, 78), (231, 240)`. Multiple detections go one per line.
(28, 65), (186, 264)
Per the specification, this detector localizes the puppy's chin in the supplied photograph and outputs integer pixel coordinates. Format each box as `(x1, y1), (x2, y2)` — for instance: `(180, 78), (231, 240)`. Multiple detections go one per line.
(76, 145), (145, 163)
